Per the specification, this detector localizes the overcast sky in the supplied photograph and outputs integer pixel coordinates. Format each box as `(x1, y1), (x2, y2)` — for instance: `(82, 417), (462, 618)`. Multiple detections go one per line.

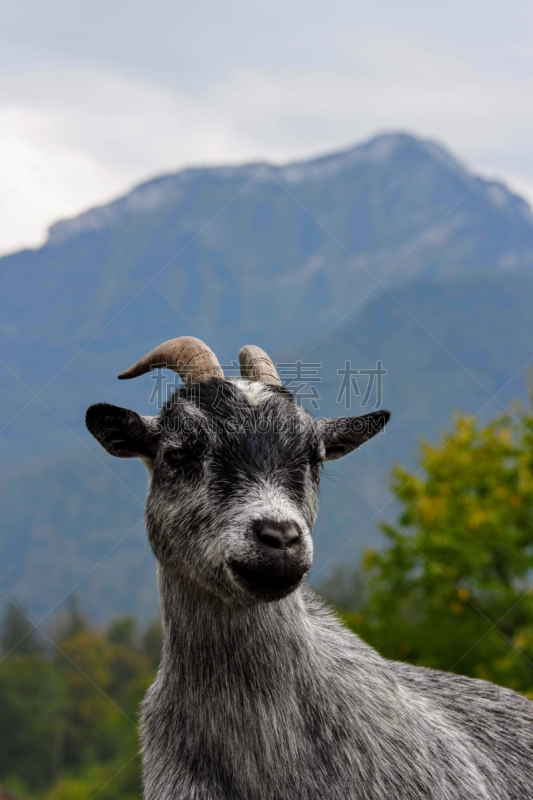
(1, 0), (532, 256)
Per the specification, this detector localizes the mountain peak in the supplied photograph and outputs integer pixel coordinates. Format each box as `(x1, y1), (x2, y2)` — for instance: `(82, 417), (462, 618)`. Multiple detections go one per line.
(274, 131), (469, 185)
(44, 132), (467, 247)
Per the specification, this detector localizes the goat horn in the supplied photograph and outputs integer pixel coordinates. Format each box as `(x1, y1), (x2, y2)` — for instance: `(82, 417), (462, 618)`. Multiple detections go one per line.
(239, 345), (281, 386)
(118, 336), (225, 385)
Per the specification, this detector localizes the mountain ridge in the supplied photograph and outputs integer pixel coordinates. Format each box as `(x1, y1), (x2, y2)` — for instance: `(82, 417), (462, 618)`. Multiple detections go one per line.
(45, 132), (533, 248)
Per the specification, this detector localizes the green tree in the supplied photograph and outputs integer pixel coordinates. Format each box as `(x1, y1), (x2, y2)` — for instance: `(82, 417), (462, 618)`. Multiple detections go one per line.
(43, 756), (141, 800)
(319, 564), (367, 613)
(348, 405), (533, 695)
(105, 617), (153, 716)
(0, 654), (66, 791)
(1, 600), (42, 656)
(55, 627), (135, 770)
(59, 595), (87, 640)
(107, 617), (136, 648)
(141, 619), (163, 670)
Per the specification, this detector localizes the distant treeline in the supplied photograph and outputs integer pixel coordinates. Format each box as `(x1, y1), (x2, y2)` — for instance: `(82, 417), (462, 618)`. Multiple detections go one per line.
(0, 598), (161, 799)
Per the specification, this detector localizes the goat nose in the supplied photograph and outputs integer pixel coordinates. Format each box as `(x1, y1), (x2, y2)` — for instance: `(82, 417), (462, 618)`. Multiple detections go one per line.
(255, 521), (301, 550)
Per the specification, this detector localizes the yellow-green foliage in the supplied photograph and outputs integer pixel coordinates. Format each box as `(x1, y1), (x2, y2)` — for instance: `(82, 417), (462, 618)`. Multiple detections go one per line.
(347, 401), (533, 695)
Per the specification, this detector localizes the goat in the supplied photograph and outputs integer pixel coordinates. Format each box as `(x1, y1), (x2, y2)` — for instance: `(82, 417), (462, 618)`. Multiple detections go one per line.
(86, 336), (533, 800)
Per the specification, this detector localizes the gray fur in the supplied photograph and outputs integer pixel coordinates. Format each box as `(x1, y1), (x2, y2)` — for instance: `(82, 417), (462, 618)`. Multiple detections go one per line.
(85, 378), (533, 799)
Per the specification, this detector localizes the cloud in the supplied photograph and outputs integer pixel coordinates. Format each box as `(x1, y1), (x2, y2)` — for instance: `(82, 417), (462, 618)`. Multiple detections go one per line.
(1, 13), (532, 257)
(0, 68), (258, 255)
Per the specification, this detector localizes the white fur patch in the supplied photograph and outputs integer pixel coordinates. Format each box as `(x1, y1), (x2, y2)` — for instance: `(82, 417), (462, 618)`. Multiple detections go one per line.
(230, 378), (274, 406)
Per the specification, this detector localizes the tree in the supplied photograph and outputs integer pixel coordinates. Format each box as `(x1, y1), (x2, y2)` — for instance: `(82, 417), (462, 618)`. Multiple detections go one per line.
(318, 564), (367, 613)
(0, 599), (42, 656)
(59, 595), (87, 640)
(55, 627), (133, 770)
(141, 619), (163, 670)
(0, 654), (65, 790)
(107, 617), (135, 648)
(348, 403), (533, 695)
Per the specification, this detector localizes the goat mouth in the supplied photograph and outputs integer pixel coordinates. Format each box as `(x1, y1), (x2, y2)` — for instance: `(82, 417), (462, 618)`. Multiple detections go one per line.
(228, 560), (305, 599)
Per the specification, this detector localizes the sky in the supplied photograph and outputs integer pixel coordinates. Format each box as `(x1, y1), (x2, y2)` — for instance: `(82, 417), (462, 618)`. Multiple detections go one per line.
(1, 0), (533, 257)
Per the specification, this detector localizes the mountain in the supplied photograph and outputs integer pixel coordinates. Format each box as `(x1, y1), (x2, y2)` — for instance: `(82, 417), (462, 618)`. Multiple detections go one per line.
(2, 132), (533, 622)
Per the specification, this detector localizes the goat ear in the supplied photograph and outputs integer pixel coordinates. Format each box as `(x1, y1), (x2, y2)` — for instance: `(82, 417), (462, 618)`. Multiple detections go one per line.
(86, 403), (159, 460)
(318, 410), (390, 462)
